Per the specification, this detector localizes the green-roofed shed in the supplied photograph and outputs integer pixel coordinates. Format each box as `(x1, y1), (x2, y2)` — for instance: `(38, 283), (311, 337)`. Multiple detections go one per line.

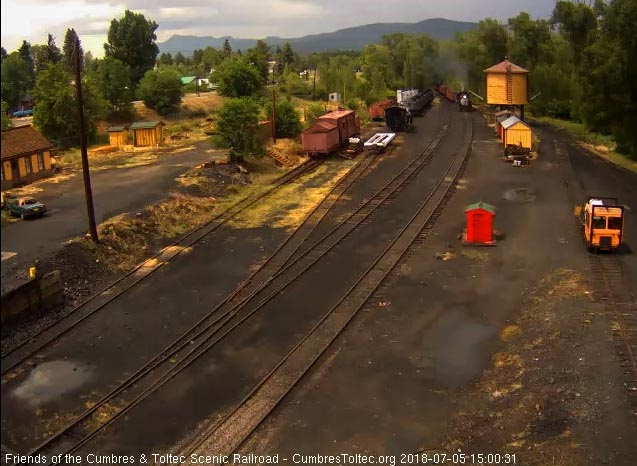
(181, 76), (197, 85)
(465, 202), (496, 244)
(130, 121), (166, 147)
(107, 125), (130, 147)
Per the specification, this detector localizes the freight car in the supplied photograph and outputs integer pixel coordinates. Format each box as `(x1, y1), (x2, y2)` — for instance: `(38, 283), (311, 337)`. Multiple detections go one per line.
(436, 84), (457, 103)
(369, 98), (396, 121)
(457, 91), (472, 111)
(301, 109), (361, 157)
(384, 105), (413, 132)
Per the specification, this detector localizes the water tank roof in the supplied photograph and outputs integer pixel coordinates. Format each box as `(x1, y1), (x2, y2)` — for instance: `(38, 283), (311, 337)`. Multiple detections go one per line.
(484, 59), (528, 74)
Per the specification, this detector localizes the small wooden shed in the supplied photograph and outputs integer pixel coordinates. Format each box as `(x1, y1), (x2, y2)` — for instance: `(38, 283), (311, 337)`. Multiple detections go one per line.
(484, 59), (529, 106)
(107, 125), (129, 147)
(130, 121), (165, 147)
(495, 110), (515, 138)
(465, 202), (496, 244)
(501, 116), (532, 150)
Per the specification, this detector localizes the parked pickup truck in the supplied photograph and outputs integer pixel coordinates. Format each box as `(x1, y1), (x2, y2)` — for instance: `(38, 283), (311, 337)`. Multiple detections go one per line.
(5, 197), (47, 219)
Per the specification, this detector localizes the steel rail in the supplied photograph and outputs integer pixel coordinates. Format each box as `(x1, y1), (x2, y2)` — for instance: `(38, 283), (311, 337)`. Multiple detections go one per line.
(28, 112), (454, 461)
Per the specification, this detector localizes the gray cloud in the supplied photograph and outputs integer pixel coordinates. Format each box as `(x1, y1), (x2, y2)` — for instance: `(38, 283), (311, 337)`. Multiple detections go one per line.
(2, 0), (557, 55)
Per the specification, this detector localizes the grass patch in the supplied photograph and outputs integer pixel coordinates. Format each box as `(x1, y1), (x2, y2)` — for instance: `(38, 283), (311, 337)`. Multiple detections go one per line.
(92, 192), (218, 271)
(224, 160), (355, 231)
(532, 116), (637, 173)
(1, 210), (19, 227)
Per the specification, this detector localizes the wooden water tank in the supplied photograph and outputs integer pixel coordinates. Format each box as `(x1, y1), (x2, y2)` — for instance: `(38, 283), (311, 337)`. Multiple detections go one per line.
(484, 60), (528, 105)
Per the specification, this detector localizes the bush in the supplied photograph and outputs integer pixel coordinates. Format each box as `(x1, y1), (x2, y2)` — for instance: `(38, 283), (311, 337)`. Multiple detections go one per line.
(137, 66), (183, 115)
(263, 99), (302, 138)
(304, 103), (327, 127)
(214, 97), (264, 160)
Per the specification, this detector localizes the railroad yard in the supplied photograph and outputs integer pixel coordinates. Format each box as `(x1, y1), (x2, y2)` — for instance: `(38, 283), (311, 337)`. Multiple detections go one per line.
(2, 100), (636, 466)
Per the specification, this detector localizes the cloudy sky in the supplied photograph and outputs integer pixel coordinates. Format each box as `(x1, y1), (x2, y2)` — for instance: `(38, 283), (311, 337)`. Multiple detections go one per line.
(1, 0), (556, 56)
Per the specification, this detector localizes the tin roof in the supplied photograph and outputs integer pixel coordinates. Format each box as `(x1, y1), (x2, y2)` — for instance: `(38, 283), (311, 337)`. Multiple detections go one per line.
(130, 121), (165, 129)
(304, 120), (337, 133)
(1, 125), (53, 160)
(501, 115), (530, 129)
(107, 125), (129, 132)
(484, 59), (528, 74)
(318, 109), (355, 120)
(465, 202), (496, 214)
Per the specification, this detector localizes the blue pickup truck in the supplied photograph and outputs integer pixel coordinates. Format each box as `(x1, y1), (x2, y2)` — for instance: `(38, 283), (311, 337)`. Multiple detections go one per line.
(12, 109), (33, 117)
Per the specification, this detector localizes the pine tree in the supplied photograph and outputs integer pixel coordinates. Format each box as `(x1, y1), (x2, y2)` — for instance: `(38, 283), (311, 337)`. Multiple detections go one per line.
(63, 28), (82, 72)
(222, 38), (232, 58)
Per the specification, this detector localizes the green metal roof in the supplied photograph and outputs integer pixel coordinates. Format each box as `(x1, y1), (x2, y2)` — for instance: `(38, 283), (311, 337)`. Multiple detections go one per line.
(130, 121), (165, 129)
(465, 202), (496, 214)
(107, 125), (128, 132)
(181, 76), (197, 85)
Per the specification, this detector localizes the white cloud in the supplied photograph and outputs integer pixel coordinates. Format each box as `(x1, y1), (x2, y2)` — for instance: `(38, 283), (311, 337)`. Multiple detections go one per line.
(1, 0), (557, 57)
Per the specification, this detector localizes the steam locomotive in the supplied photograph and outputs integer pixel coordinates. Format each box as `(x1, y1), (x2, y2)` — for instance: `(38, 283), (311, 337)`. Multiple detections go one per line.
(456, 91), (472, 112)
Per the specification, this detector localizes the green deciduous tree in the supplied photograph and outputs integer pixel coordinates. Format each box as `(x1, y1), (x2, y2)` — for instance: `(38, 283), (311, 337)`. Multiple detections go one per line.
(105, 10), (159, 85)
(507, 12), (552, 69)
(1, 53), (32, 109)
(577, 0), (637, 156)
(263, 99), (302, 139)
(551, 0), (598, 65)
(214, 97), (263, 159)
(1, 100), (13, 130)
(93, 57), (134, 113)
(246, 40), (271, 81)
(212, 57), (263, 97)
(201, 46), (222, 73)
(456, 18), (509, 94)
(158, 52), (173, 66)
(137, 66), (182, 115)
(33, 62), (107, 145)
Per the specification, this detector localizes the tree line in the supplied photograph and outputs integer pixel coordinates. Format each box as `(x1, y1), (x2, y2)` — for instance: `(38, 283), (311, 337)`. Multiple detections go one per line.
(2, 0), (634, 157)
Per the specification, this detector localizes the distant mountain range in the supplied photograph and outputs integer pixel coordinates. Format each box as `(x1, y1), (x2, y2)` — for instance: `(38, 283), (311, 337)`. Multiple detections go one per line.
(158, 18), (477, 56)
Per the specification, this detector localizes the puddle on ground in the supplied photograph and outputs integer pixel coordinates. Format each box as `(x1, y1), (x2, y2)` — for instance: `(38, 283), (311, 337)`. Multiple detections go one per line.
(503, 188), (536, 203)
(13, 360), (93, 406)
(423, 309), (495, 388)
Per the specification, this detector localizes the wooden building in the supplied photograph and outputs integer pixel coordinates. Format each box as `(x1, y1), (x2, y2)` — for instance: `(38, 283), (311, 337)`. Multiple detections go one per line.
(501, 116), (532, 150)
(484, 59), (529, 106)
(107, 125), (130, 147)
(130, 121), (165, 148)
(1, 126), (54, 190)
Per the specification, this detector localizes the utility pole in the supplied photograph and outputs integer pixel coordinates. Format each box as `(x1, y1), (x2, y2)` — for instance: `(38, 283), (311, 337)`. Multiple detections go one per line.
(312, 66), (317, 101)
(271, 88), (277, 143)
(74, 37), (98, 243)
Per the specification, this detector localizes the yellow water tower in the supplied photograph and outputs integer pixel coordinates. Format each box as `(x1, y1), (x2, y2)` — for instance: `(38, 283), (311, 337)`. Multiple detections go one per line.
(484, 59), (529, 106)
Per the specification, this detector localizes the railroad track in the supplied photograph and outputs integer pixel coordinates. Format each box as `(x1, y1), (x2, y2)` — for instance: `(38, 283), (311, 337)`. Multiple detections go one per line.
(555, 141), (637, 417)
(183, 117), (474, 457)
(5, 116), (455, 461)
(13, 115), (456, 462)
(1, 158), (323, 372)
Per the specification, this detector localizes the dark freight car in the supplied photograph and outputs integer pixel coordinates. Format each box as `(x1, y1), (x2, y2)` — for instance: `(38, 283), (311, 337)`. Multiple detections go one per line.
(384, 105), (413, 132)
(403, 89), (433, 116)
